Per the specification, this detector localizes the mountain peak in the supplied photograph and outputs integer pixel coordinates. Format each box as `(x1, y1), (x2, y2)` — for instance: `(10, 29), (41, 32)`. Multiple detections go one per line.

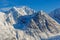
(40, 10), (44, 15)
(37, 10), (45, 16)
(0, 6), (60, 40)
(13, 6), (17, 10)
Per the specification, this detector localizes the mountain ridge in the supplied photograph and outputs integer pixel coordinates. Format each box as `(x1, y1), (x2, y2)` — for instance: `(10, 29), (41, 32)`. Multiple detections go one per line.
(0, 6), (60, 40)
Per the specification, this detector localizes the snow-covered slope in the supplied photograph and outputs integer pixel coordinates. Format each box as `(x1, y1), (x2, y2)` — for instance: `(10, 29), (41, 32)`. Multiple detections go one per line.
(49, 8), (60, 23)
(0, 6), (60, 40)
(0, 12), (16, 40)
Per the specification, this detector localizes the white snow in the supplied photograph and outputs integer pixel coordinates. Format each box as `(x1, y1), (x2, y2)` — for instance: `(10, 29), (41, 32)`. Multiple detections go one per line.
(0, 6), (60, 40)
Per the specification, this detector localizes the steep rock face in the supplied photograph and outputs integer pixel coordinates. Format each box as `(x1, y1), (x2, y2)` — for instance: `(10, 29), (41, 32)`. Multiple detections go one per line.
(34, 10), (60, 33)
(25, 10), (60, 40)
(28, 10), (60, 33)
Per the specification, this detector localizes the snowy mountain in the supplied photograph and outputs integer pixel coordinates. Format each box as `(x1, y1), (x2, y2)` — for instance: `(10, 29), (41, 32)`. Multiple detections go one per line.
(0, 6), (60, 40)
(49, 8), (60, 23)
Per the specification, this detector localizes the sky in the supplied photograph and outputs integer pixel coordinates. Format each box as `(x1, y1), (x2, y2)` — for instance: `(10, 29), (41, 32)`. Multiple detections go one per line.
(0, 0), (60, 13)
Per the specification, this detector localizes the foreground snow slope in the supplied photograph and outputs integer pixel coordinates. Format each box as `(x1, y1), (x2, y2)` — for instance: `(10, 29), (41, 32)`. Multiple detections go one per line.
(0, 6), (60, 40)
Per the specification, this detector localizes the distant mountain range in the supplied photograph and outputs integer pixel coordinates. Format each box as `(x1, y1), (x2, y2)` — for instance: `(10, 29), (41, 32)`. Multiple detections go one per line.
(49, 8), (60, 24)
(0, 6), (60, 40)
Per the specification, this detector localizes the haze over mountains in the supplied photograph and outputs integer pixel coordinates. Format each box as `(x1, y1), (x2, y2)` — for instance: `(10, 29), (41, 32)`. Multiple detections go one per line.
(0, 6), (60, 40)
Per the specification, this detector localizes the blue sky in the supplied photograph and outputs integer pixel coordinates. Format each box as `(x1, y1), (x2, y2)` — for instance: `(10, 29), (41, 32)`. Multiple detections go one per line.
(0, 0), (60, 13)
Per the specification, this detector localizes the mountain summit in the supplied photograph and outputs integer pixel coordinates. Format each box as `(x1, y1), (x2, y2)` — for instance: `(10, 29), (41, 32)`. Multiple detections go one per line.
(0, 6), (60, 40)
